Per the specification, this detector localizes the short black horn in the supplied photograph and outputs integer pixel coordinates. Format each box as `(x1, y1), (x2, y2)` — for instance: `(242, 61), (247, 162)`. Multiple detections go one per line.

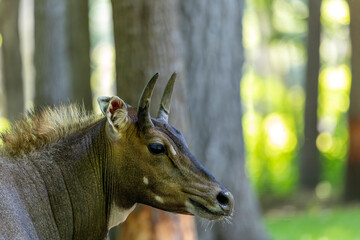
(157, 72), (176, 122)
(137, 73), (159, 130)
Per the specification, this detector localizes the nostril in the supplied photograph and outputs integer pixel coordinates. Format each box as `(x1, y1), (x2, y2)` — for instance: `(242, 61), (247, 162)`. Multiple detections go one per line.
(216, 191), (230, 207)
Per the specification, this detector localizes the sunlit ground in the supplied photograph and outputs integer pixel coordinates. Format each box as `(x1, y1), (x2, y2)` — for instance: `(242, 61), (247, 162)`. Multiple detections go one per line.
(265, 206), (360, 240)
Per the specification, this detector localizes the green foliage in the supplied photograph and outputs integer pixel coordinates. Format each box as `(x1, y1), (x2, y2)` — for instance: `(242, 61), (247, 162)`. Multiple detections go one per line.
(242, 69), (303, 196)
(265, 207), (360, 240)
(242, 0), (351, 197)
(0, 117), (10, 130)
(0, 117), (10, 146)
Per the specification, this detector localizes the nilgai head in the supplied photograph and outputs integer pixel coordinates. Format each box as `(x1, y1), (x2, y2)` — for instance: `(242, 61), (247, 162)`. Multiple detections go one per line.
(98, 73), (234, 220)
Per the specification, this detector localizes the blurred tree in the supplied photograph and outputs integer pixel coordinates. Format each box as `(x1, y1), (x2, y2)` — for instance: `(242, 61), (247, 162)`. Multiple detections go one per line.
(177, 0), (268, 239)
(300, 0), (322, 190)
(34, 0), (92, 108)
(0, 0), (24, 121)
(0, 43), (3, 116)
(345, 0), (360, 201)
(110, 0), (195, 239)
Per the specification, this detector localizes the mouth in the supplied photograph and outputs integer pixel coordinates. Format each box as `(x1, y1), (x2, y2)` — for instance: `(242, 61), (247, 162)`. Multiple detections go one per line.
(186, 197), (232, 220)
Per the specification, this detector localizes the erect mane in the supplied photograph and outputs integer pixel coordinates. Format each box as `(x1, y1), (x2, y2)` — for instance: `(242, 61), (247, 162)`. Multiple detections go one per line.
(0, 104), (102, 158)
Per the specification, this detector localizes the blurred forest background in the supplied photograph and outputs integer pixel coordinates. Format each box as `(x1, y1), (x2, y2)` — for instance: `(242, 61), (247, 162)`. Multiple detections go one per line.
(0, 0), (359, 239)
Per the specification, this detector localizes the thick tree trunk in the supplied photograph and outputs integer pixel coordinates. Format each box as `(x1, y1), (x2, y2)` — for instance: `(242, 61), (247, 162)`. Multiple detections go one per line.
(177, 0), (268, 239)
(67, 0), (92, 110)
(34, 0), (91, 108)
(0, 0), (24, 121)
(34, 0), (69, 106)
(0, 43), (5, 117)
(300, 0), (322, 190)
(345, 0), (360, 201)
(0, 45), (3, 116)
(111, 0), (194, 239)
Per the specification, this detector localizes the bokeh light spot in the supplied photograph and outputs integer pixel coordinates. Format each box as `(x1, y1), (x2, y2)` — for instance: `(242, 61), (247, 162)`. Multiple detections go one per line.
(322, 0), (350, 25)
(0, 117), (11, 146)
(320, 65), (351, 91)
(265, 114), (288, 149)
(0, 117), (10, 132)
(316, 132), (333, 152)
(316, 181), (332, 200)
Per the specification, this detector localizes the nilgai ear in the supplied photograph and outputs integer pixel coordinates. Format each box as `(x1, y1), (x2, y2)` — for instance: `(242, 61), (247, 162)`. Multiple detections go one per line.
(97, 96), (128, 131)
(98, 96), (112, 115)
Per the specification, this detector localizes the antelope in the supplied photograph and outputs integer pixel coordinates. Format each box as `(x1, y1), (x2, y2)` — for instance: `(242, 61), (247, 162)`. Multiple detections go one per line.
(0, 73), (234, 239)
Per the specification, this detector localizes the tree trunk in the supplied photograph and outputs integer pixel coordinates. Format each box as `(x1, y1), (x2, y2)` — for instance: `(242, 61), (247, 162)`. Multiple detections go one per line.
(0, 41), (5, 117)
(177, 0), (268, 239)
(0, 0), (24, 121)
(67, 0), (92, 110)
(111, 0), (194, 239)
(345, 0), (360, 201)
(300, 0), (322, 190)
(34, 0), (91, 108)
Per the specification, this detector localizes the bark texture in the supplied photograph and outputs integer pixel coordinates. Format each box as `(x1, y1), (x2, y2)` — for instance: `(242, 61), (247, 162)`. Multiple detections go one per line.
(177, 0), (268, 239)
(111, 0), (188, 127)
(67, 0), (92, 110)
(0, 44), (3, 116)
(0, 0), (24, 121)
(345, 0), (360, 201)
(111, 0), (194, 239)
(300, 0), (322, 190)
(34, 0), (92, 108)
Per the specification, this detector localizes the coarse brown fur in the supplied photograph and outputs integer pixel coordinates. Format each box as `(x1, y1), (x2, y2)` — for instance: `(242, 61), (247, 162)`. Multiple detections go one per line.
(0, 104), (101, 158)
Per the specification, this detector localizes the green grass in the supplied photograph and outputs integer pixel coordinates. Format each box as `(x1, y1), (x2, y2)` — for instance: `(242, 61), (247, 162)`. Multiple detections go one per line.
(265, 206), (360, 240)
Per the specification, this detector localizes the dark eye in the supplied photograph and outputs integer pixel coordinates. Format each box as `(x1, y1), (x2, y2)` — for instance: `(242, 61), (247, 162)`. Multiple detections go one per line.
(148, 143), (166, 155)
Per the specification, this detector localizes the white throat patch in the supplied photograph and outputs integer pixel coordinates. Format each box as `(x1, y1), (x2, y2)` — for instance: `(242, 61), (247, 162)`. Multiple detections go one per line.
(108, 203), (137, 229)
